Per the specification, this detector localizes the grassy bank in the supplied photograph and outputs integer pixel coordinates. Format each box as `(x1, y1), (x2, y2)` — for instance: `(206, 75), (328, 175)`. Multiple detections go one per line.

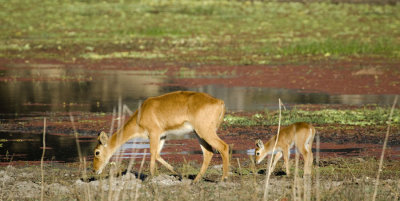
(1, 0), (400, 64)
(224, 106), (400, 127)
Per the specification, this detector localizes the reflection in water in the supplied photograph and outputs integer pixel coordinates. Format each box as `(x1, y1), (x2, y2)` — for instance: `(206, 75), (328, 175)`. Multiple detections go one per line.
(0, 63), (398, 163)
(0, 65), (397, 114)
(0, 132), (96, 162)
(246, 147), (363, 156)
(0, 67), (164, 114)
(3, 131), (397, 163)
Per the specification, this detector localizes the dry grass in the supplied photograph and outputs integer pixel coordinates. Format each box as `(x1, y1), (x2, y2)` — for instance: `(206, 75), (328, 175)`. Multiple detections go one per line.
(40, 117), (46, 201)
(1, 157), (400, 200)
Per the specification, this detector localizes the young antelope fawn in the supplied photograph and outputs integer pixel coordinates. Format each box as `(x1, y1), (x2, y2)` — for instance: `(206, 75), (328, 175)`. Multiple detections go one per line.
(255, 122), (315, 176)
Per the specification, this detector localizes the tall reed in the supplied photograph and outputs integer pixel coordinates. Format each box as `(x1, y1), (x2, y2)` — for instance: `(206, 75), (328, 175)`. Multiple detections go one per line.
(293, 150), (301, 201)
(40, 118), (46, 201)
(315, 133), (320, 201)
(372, 95), (398, 201)
(263, 99), (284, 200)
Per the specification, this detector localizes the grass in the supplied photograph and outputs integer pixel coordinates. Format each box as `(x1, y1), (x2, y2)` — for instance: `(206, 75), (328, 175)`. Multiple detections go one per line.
(1, 0), (400, 64)
(224, 106), (400, 127)
(1, 1), (399, 199)
(1, 157), (399, 200)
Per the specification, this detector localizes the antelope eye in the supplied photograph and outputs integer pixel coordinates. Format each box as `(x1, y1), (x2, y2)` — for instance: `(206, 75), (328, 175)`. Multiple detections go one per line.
(256, 152), (260, 156)
(95, 151), (100, 156)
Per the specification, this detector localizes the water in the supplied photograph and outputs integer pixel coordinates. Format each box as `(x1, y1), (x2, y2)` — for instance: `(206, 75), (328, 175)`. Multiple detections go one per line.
(0, 64), (396, 114)
(3, 132), (399, 163)
(0, 63), (397, 163)
(0, 131), (96, 163)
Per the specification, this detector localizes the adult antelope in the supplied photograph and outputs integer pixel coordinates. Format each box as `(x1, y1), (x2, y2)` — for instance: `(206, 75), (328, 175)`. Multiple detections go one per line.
(255, 122), (315, 175)
(93, 91), (230, 182)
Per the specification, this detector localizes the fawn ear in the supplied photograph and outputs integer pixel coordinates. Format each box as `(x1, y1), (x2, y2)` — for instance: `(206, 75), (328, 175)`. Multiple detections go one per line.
(256, 139), (264, 149)
(98, 131), (109, 145)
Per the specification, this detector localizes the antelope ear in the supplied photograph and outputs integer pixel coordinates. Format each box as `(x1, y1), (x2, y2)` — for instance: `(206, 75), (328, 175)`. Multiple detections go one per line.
(98, 131), (109, 145)
(256, 139), (264, 149)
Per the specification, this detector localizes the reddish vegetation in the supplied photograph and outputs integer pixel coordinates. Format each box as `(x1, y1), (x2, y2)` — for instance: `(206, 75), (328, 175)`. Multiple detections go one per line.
(168, 64), (400, 95)
(86, 58), (400, 94)
(1, 58), (399, 95)
(3, 110), (400, 165)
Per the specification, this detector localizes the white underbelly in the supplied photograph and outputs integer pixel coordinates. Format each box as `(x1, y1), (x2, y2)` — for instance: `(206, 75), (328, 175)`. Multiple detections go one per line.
(161, 122), (194, 137)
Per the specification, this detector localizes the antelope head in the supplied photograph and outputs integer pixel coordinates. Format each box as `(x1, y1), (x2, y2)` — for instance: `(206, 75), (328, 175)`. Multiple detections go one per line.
(255, 139), (268, 164)
(93, 131), (112, 174)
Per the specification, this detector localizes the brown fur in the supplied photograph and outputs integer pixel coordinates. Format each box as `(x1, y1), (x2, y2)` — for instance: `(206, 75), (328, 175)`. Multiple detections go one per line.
(255, 122), (315, 175)
(93, 91), (229, 182)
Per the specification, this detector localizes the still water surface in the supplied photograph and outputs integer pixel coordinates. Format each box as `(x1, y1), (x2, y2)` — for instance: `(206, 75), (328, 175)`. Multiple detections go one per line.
(0, 64), (397, 163)
(0, 65), (396, 114)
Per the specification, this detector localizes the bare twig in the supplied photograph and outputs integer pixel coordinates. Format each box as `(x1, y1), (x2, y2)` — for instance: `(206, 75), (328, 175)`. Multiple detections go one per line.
(107, 165), (114, 201)
(293, 150), (300, 201)
(341, 157), (356, 179)
(69, 114), (82, 164)
(316, 133), (321, 201)
(83, 158), (91, 201)
(236, 158), (242, 175)
(69, 113), (91, 200)
(127, 144), (139, 173)
(372, 95), (398, 201)
(117, 97), (123, 131)
(395, 179), (400, 201)
(126, 101), (142, 176)
(99, 175), (105, 201)
(115, 102), (135, 201)
(40, 117), (46, 201)
(136, 100), (142, 125)
(249, 155), (258, 201)
(134, 149), (147, 201)
(113, 98), (125, 201)
(263, 98), (284, 200)
(109, 107), (116, 136)
(304, 162), (311, 201)
(124, 104), (134, 116)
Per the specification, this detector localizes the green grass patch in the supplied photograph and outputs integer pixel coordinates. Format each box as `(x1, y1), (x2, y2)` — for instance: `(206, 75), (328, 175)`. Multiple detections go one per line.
(1, 0), (400, 63)
(274, 37), (400, 57)
(224, 106), (400, 126)
(82, 51), (166, 59)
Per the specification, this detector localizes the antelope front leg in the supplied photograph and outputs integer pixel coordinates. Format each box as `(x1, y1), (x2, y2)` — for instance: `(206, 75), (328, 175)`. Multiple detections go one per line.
(149, 135), (160, 177)
(156, 138), (177, 174)
(270, 151), (283, 175)
(157, 157), (177, 174)
(282, 148), (290, 176)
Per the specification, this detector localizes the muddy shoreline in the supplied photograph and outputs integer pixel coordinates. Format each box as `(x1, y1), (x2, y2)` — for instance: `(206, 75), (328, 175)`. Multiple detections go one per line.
(1, 108), (399, 165)
(1, 58), (399, 95)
